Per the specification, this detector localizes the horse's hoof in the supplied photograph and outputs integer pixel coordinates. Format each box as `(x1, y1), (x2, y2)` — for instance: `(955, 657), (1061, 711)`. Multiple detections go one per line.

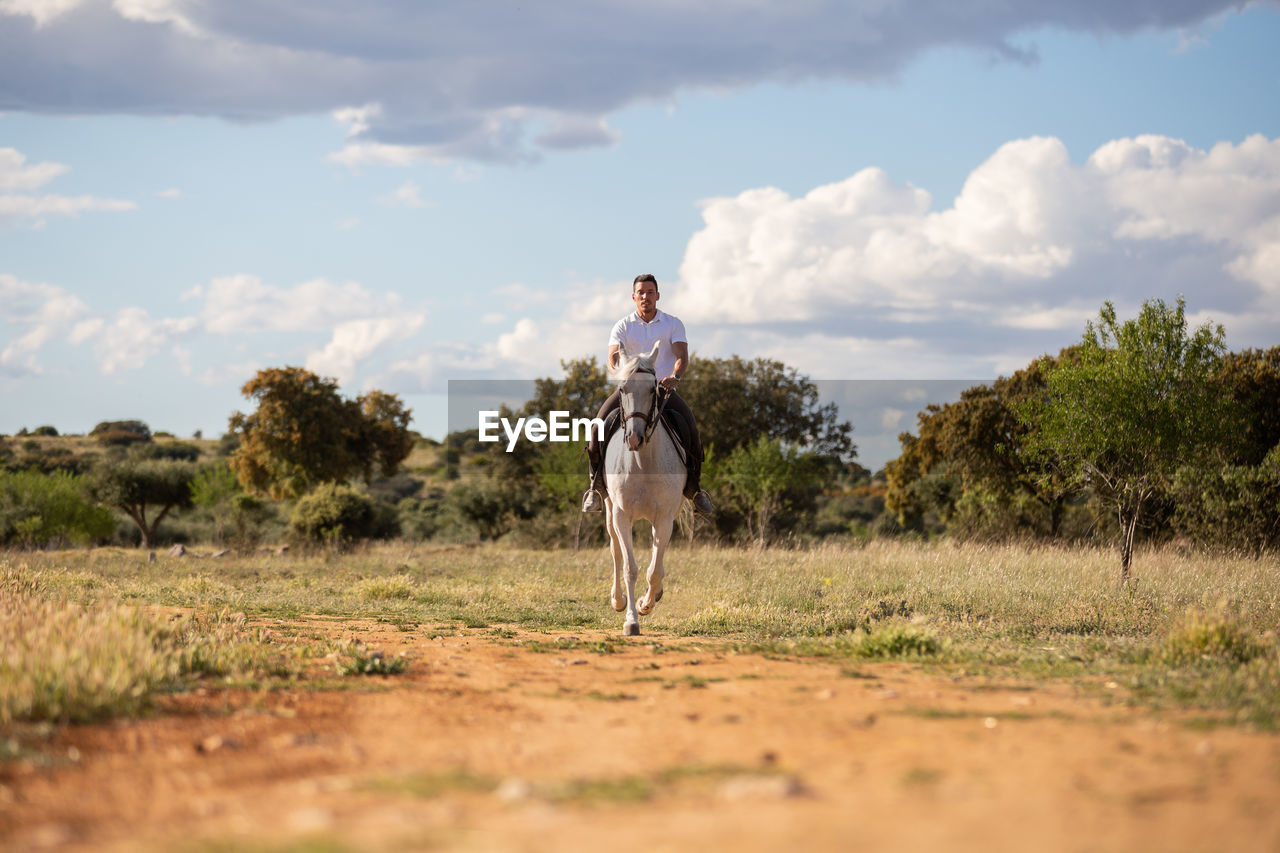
(610, 596), (626, 612)
(623, 622), (641, 637)
(637, 601), (652, 616)
(654, 589), (663, 603)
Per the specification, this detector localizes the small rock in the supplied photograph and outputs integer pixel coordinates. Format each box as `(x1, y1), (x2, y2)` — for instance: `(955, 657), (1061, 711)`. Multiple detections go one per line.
(287, 807), (334, 832)
(815, 689), (835, 701)
(210, 549), (230, 558)
(148, 552), (156, 562)
(196, 735), (241, 753)
(717, 775), (805, 801)
(30, 823), (74, 847)
(1196, 740), (1214, 757)
(168, 543), (187, 557)
(984, 717), (999, 729)
(496, 777), (534, 802)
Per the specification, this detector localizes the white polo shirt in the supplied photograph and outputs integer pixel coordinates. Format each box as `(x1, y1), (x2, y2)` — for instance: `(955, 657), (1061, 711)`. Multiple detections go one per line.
(609, 309), (687, 380)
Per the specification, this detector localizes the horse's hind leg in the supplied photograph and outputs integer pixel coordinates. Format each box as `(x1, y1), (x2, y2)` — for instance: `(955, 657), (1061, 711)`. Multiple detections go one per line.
(638, 514), (673, 616)
(606, 497), (626, 613)
(608, 504), (641, 636)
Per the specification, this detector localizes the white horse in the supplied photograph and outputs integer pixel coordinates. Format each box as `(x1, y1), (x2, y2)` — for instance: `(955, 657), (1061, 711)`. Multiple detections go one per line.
(604, 342), (686, 636)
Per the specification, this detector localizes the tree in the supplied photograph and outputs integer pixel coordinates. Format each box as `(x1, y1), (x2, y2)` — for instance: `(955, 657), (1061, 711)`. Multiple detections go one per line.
(0, 470), (116, 548)
(1215, 346), (1280, 465)
(228, 367), (414, 499)
(1023, 298), (1233, 581)
(884, 351), (1079, 538)
(91, 420), (152, 447)
(682, 356), (855, 460)
(87, 459), (196, 548)
(717, 436), (823, 546)
(359, 390), (417, 479)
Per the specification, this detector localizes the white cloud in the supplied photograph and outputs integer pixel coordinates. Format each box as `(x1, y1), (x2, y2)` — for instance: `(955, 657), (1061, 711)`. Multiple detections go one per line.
(88, 307), (198, 374)
(379, 180), (429, 208)
(672, 134), (1280, 372)
(0, 272), (90, 376)
(155, 187), (181, 198)
(196, 274), (407, 334)
(305, 314), (425, 384)
(0, 146), (136, 226)
(0, 147), (67, 190)
(4, 270), (430, 383)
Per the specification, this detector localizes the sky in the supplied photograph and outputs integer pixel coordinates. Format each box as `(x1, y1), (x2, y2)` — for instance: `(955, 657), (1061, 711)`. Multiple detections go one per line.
(2, 0), (1279, 469)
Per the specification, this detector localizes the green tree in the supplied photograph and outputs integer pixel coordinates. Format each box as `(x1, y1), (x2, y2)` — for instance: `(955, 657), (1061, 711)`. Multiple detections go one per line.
(1023, 298), (1233, 581)
(87, 459), (197, 548)
(717, 436), (823, 546)
(682, 355), (855, 460)
(228, 367), (414, 499)
(884, 351), (1078, 538)
(1215, 346), (1280, 465)
(0, 470), (116, 548)
(1173, 446), (1280, 555)
(189, 462), (273, 548)
(289, 482), (399, 545)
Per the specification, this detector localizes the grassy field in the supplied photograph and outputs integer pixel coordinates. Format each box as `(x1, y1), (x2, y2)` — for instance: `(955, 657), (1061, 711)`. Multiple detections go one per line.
(3, 540), (1279, 731)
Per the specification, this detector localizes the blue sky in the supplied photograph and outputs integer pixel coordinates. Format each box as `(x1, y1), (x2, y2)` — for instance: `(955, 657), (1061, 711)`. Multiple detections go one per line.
(2, 0), (1279, 468)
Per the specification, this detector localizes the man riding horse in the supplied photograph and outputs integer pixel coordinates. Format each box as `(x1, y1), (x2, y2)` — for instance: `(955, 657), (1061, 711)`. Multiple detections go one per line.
(581, 273), (715, 516)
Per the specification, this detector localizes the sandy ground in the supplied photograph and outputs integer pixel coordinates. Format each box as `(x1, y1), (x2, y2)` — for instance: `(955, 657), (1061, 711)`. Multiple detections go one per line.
(3, 617), (1280, 853)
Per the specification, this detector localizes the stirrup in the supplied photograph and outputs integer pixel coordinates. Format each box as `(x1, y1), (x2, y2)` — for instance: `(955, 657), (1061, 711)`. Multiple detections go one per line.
(581, 489), (605, 513)
(690, 490), (715, 516)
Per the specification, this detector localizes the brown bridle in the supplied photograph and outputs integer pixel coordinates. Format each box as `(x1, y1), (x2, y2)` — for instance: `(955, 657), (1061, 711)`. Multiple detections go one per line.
(622, 365), (665, 447)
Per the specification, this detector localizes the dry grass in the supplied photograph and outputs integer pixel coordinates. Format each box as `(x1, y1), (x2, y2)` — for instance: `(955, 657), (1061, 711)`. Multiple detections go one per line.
(4, 539), (1279, 727)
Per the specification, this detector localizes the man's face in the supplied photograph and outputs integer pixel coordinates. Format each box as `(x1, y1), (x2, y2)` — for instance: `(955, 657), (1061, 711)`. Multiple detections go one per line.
(633, 281), (659, 318)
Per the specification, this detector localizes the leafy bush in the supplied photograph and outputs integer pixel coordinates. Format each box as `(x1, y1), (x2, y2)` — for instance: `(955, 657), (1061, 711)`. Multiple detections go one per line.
(1162, 609), (1264, 666)
(31, 425), (58, 437)
(91, 420), (152, 447)
(135, 441), (202, 462)
(856, 624), (941, 658)
(290, 482), (400, 544)
(1173, 447), (1280, 554)
(0, 470), (117, 548)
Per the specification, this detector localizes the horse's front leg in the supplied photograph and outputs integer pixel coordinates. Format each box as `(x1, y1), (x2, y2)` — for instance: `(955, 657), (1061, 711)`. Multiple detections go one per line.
(606, 497), (626, 612)
(638, 513), (673, 616)
(608, 503), (641, 636)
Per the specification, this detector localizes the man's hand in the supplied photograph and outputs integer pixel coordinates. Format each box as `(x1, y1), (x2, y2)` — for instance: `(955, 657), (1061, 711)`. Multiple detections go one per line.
(660, 374), (680, 391)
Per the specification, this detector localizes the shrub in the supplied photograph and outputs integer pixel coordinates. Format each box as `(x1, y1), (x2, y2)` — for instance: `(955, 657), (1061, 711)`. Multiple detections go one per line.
(91, 420), (152, 447)
(856, 624), (942, 658)
(31, 425), (58, 437)
(134, 441), (201, 462)
(1162, 609), (1264, 666)
(0, 470), (117, 548)
(290, 482), (400, 544)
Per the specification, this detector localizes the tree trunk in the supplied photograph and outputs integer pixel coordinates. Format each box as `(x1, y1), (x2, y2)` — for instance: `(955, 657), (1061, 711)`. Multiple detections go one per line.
(1119, 505), (1140, 585)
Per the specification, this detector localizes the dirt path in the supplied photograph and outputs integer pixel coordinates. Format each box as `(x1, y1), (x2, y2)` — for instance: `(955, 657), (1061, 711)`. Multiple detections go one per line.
(4, 618), (1280, 852)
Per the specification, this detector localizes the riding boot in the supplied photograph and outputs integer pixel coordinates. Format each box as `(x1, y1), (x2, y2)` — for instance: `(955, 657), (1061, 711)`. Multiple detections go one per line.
(683, 448), (715, 516)
(581, 449), (605, 513)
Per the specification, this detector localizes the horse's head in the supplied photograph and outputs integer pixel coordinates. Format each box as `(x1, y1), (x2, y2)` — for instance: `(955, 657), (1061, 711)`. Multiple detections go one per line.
(611, 341), (660, 451)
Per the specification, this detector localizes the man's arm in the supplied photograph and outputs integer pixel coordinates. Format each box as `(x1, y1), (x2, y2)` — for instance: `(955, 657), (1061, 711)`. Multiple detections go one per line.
(662, 341), (689, 391)
(608, 344), (621, 371)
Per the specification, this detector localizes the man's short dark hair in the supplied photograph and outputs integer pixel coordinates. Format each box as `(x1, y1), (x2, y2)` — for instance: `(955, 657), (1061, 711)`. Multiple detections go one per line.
(633, 273), (658, 292)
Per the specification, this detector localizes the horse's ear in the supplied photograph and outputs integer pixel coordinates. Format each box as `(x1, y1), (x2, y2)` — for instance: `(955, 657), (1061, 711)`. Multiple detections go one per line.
(646, 341), (660, 362)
